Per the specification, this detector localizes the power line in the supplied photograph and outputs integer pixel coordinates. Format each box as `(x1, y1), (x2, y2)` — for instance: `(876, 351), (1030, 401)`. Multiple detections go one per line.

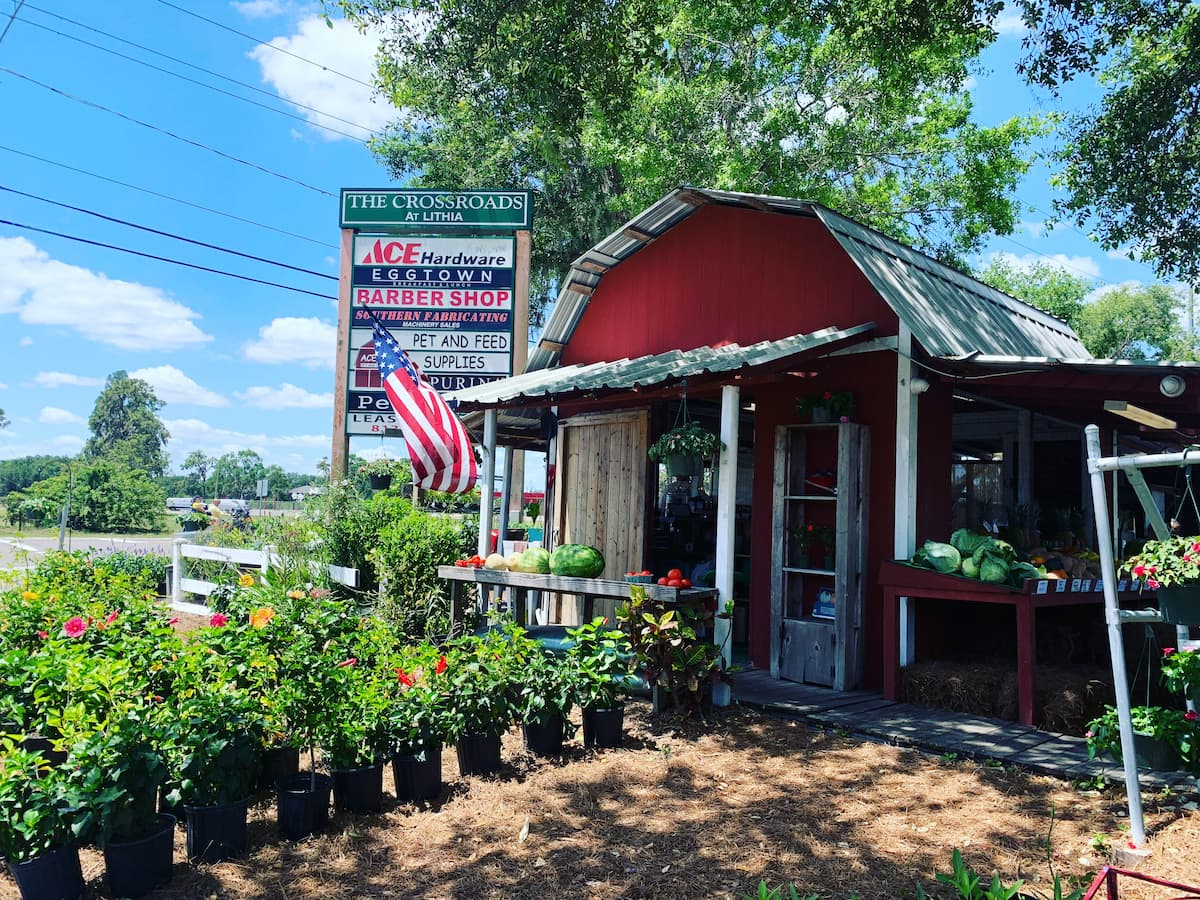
(0, 143), (336, 249)
(152, 0), (375, 89)
(993, 231), (1109, 283)
(0, 65), (333, 196)
(0, 184), (337, 281)
(0, 217), (337, 301)
(0, 0), (25, 47)
(20, 8), (375, 141)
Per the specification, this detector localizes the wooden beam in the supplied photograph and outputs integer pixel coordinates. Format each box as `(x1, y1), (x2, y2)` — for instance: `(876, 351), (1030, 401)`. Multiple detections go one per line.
(623, 226), (654, 242)
(577, 260), (609, 274)
(330, 227), (353, 480)
(676, 189), (709, 207)
(567, 281), (595, 296)
(538, 338), (566, 352)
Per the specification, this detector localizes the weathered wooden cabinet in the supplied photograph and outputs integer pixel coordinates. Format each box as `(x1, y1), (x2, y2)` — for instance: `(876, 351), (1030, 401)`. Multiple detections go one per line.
(770, 423), (868, 690)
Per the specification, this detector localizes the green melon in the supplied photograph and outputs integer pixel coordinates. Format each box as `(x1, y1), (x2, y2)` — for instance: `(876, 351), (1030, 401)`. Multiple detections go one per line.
(516, 546), (551, 574)
(549, 544), (605, 578)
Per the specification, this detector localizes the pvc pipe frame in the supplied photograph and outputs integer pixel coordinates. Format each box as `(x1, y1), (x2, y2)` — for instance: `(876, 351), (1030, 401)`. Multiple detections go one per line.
(1084, 423), (1146, 847)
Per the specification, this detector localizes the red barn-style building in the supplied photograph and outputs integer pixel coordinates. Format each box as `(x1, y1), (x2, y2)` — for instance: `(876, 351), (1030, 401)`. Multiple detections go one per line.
(450, 188), (1200, 713)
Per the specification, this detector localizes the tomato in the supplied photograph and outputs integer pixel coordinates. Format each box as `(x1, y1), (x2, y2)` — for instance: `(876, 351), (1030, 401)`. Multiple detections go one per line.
(666, 578), (682, 587)
(454, 560), (467, 567)
(639, 569), (653, 576)
(626, 571), (636, 577)
(657, 577), (669, 586)
(679, 578), (692, 589)
(667, 568), (683, 580)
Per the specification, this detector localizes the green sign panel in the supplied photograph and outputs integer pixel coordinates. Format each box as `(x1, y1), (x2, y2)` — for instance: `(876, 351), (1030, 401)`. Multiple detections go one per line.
(340, 189), (532, 231)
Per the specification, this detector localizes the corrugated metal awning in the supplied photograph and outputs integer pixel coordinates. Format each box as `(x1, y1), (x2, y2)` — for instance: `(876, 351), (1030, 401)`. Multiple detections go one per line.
(451, 322), (874, 409)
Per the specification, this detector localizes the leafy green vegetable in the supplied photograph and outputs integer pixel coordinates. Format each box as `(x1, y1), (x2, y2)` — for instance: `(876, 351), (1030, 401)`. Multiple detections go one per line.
(949, 529), (988, 557)
(921, 541), (962, 575)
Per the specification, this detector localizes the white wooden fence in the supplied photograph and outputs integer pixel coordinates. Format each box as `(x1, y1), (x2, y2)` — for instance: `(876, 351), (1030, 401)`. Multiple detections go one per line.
(171, 538), (358, 613)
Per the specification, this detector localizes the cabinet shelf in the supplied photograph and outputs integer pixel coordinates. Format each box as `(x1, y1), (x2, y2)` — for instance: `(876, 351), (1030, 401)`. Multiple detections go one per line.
(783, 494), (837, 502)
(782, 566), (835, 576)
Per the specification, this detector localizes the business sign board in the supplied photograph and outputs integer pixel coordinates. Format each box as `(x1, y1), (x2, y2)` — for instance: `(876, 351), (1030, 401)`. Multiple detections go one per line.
(340, 188), (532, 231)
(345, 234), (515, 435)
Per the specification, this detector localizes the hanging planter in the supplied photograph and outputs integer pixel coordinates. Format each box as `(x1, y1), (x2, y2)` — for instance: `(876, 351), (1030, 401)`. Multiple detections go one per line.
(647, 388), (723, 473)
(1158, 585), (1200, 626)
(368, 473), (393, 491)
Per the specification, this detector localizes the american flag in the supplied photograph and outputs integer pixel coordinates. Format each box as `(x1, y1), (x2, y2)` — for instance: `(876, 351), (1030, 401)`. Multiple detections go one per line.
(366, 310), (478, 493)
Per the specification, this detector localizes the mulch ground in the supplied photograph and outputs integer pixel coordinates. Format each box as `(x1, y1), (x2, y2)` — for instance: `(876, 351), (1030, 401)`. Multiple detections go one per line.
(5, 705), (1198, 900)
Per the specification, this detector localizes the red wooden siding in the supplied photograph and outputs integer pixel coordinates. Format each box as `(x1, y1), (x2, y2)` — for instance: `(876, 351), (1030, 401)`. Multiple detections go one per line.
(559, 206), (898, 365)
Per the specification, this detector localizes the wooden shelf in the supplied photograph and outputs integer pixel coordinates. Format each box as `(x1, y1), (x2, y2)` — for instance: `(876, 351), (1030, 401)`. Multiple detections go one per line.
(783, 494), (837, 502)
(782, 566), (835, 576)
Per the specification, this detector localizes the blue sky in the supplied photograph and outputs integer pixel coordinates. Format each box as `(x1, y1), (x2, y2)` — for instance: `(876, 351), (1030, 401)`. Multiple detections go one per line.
(0, 2), (1175, 479)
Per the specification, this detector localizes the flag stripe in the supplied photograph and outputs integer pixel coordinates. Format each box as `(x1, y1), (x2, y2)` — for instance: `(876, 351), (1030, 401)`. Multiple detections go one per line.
(367, 309), (478, 493)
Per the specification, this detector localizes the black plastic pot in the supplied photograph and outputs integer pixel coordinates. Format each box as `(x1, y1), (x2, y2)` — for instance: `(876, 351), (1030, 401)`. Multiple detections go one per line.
(455, 732), (502, 776)
(7, 843), (84, 900)
(1158, 585), (1200, 626)
(523, 713), (565, 757)
(257, 745), (300, 792)
(184, 798), (248, 862)
(331, 761), (384, 813)
(276, 773), (332, 840)
(104, 814), (175, 898)
(392, 746), (443, 803)
(1133, 731), (1183, 772)
(582, 704), (625, 749)
(368, 473), (393, 490)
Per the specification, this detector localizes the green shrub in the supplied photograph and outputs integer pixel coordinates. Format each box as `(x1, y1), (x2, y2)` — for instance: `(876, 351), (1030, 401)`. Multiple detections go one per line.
(23, 460), (166, 533)
(90, 550), (169, 592)
(371, 508), (475, 639)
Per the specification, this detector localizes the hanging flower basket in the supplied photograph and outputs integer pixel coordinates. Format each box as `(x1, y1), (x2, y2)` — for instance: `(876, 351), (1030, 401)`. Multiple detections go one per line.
(648, 420), (722, 469)
(1158, 585), (1200, 626)
(368, 473), (393, 491)
(666, 453), (704, 477)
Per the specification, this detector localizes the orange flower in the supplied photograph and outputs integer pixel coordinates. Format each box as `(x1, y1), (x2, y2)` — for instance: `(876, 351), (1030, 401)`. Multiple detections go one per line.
(287, 589), (305, 600)
(250, 607), (276, 629)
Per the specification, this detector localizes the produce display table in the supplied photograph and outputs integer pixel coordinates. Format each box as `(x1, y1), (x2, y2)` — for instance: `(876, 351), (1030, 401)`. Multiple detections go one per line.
(437, 566), (719, 631)
(879, 560), (1149, 726)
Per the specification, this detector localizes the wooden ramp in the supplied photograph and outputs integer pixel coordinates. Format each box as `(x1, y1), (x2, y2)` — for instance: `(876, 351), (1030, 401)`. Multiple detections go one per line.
(732, 668), (1198, 793)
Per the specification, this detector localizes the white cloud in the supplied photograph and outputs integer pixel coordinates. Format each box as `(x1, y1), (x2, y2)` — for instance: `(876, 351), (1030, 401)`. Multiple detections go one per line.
(32, 371), (103, 389)
(1018, 220), (1049, 239)
(993, 7), (1027, 36)
(235, 382), (333, 408)
(0, 237), (212, 351)
(243, 316), (337, 368)
(249, 15), (397, 141)
(986, 250), (1102, 281)
(19, 336), (32, 347)
(962, 75), (978, 92)
(0, 432), (84, 459)
(129, 366), (229, 407)
(38, 406), (85, 425)
(231, 0), (292, 18)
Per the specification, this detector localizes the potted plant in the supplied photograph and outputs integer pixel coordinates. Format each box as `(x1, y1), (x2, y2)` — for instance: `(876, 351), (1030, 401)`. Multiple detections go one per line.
(516, 644), (578, 758)
(358, 457), (402, 491)
(388, 644), (451, 803)
(1162, 646), (1200, 704)
(159, 688), (264, 862)
(0, 742), (84, 900)
(177, 511), (209, 533)
(525, 499), (543, 542)
(647, 420), (723, 477)
(566, 617), (634, 749)
(66, 708), (174, 898)
(617, 585), (726, 718)
(1085, 704), (1199, 773)
(1123, 535), (1200, 624)
(797, 390), (855, 424)
(442, 631), (520, 775)
(789, 523), (835, 569)
(316, 657), (392, 814)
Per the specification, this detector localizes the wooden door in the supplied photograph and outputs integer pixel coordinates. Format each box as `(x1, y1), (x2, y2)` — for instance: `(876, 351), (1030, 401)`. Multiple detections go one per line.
(552, 410), (649, 623)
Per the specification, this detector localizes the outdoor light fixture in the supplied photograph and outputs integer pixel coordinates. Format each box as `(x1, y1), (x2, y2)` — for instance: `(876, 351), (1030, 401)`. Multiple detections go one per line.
(909, 376), (930, 394)
(1103, 400), (1178, 430)
(1160, 374), (1186, 398)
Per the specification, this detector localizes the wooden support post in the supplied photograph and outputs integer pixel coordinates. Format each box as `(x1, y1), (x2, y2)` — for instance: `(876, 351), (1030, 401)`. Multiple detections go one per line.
(330, 228), (354, 479)
(713, 384), (740, 706)
(894, 325), (918, 665)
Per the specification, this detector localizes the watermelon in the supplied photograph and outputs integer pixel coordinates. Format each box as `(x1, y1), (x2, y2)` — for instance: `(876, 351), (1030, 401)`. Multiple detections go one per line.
(516, 546), (551, 574)
(549, 544), (605, 578)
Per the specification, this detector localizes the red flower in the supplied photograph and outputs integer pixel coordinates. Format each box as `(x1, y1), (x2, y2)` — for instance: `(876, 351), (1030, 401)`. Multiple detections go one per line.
(396, 668), (414, 687)
(822, 391), (832, 400)
(1127, 841), (1137, 850)
(435, 655), (447, 675)
(1185, 555), (1193, 562)
(1164, 647), (1176, 656)
(336, 657), (357, 668)
(167, 617), (179, 626)
(1186, 710), (1198, 721)
(1147, 578), (1160, 590)
(62, 616), (87, 638)
(105, 610), (119, 626)
(209, 613), (229, 628)
(36, 630), (48, 640)
(1192, 541), (1200, 553)
(1132, 564), (1146, 577)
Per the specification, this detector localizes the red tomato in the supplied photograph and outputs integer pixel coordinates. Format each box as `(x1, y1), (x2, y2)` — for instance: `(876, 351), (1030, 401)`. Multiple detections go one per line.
(666, 578), (682, 587)
(667, 568), (683, 580)
(657, 577), (669, 586)
(679, 578), (692, 589)
(639, 569), (653, 576)
(626, 571), (636, 577)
